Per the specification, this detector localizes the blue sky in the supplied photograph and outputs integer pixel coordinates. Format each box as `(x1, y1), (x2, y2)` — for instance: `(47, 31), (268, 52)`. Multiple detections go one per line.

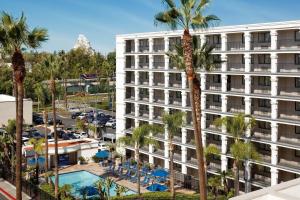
(2, 0), (300, 54)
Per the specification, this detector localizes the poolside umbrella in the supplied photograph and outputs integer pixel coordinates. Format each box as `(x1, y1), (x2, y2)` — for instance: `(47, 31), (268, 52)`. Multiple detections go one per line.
(28, 156), (46, 166)
(146, 183), (168, 192)
(79, 186), (98, 197)
(151, 169), (169, 177)
(95, 150), (109, 159)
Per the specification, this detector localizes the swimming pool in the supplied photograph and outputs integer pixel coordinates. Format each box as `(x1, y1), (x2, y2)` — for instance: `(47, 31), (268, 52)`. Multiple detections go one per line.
(51, 170), (136, 198)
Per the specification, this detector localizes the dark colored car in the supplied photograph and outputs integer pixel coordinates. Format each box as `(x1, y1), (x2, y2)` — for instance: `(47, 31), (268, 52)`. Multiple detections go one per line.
(71, 112), (82, 119)
(52, 130), (66, 138)
(33, 114), (44, 125)
(48, 118), (63, 125)
(62, 133), (77, 140)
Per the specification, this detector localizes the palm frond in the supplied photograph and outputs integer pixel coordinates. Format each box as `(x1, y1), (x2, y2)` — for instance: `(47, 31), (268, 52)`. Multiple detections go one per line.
(27, 27), (48, 48)
(162, 0), (176, 8)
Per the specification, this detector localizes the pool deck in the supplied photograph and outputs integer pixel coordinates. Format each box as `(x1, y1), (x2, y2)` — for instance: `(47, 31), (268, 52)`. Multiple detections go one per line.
(57, 163), (196, 195)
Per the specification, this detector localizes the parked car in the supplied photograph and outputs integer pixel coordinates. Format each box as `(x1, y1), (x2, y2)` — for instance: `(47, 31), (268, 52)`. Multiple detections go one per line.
(74, 132), (88, 139)
(66, 127), (78, 133)
(98, 142), (109, 151)
(77, 113), (88, 120)
(48, 118), (63, 125)
(52, 130), (66, 138)
(29, 131), (43, 139)
(62, 133), (77, 140)
(105, 119), (116, 129)
(33, 114), (44, 125)
(71, 112), (82, 119)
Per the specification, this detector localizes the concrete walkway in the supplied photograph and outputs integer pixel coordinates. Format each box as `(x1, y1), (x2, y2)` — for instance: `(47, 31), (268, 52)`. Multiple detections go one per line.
(0, 179), (31, 200)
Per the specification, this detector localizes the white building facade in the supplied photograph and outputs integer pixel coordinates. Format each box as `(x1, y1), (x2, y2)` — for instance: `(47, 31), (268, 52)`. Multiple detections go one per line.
(116, 20), (300, 192)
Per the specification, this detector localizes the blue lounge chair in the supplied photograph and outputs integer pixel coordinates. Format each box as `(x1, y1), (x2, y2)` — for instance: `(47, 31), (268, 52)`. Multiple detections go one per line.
(141, 176), (150, 186)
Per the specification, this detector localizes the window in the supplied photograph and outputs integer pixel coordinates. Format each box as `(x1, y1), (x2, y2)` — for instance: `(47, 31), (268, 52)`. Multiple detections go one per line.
(295, 102), (300, 111)
(175, 91), (182, 99)
(295, 78), (300, 88)
(258, 121), (271, 130)
(295, 150), (300, 157)
(258, 32), (271, 43)
(295, 54), (300, 65)
(258, 99), (271, 108)
(258, 143), (270, 152)
(295, 126), (300, 134)
(258, 76), (271, 86)
(213, 95), (221, 103)
(208, 35), (221, 44)
(213, 75), (221, 83)
(242, 98), (245, 105)
(175, 73), (182, 81)
(258, 55), (271, 64)
(242, 33), (245, 44)
(242, 55), (245, 64)
(295, 30), (300, 41)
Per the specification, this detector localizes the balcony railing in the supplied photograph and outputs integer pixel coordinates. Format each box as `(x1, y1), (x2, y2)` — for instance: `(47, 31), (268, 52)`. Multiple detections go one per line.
(278, 158), (300, 169)
(228, 63), (244, 72)
(153, 81), (165, 87)
(228, 87), (245, 93)
(279, 111), (300, 120)
(125, 64), (135, 69)
(252, 174), (271, 187)
(252, 128), (271, 140)
(138, 63), (149, 69)
(279, 135), (300, 146)
(139, 96), (149, 102)
(278, 87), (300, 97)
(278, 63), (300, 73)
(251, 42), (271, 50)
(153, 149), (165, 157)
(153, 44), (165, 52)
(153, 97), (164, 104)
(252, 108), (271, 117)
(251, 64), (271, 72)
(206, 83), (221, 91)
(169, 99), (182, 105)
(227, 42), (245, 51)
(251, 87), (271, 94)
(207, 43), (221, 51)
(169, 82), (181, 88)
(139, 80), (149, 85)
(227, 105), (245, 113)
(153, 61), (165, 69)
(206, 103), (221, 110)
(139, 46), (149, 52)
(278, 39), (300, 49)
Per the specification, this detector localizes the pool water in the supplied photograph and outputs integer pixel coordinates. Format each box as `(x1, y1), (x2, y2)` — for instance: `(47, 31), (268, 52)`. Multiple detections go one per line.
(51, 170), (136, 198)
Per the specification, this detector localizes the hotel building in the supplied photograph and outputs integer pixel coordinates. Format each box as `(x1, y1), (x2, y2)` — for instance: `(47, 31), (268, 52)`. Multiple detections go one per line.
(116, 20), (300, 192)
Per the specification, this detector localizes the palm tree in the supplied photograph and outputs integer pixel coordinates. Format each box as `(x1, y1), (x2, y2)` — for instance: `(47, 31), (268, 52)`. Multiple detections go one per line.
(0, 12), (48, 199)
(28, 138), (45, 184)
(34, 83), (45, 112)
(0, 119), (16, 169)
(162, 111), (185, 199)
(94, 179), (105, 200)
(43, 110), (49, 183)
(41, 54), (63, 198)
(214, 113), (257, 196)
(59, 184), (72, 199)
(155, 2), (219, 198)
(204, 144), (220, 174)
(115, 184), (128, 197)
(118, 124), (159, 195)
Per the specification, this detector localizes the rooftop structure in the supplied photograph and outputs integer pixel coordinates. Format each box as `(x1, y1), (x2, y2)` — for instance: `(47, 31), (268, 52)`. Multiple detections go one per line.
(116, 20), (300, 193)
(73, 34), (94, 53)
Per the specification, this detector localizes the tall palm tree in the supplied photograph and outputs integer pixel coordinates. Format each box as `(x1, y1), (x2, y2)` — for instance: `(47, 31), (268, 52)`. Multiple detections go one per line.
(162, 111), (185, 199)
(155, 2), (219, 199)
(118, 124), (159, 195)
(28, 138), (45, 184)
(41, 54), (63, 198)
(204, 144), (220, 174)
(43, 110), (49, 183)
(34, 82), (46, 112)
(0, 12), (48, 199)
(214, 113), (258, 196)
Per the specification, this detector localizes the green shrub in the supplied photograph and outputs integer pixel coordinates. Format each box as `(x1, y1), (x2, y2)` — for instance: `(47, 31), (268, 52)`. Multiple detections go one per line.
(111, 192), (200, 200)
(78, 156), (86, 164)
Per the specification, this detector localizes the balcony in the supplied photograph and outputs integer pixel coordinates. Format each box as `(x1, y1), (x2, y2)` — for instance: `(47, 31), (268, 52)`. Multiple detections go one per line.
(125, 40), (135, 53)
(139, 111), (149, 119)
(278, 87), (300, 97)
(206, 83), (221, 91)
(278, 63), (300, 73)
(251, 64), (271, 72)
(227, 42), (245, 51)
(252, 128), (271, 140)
(252, 174), (271, 187)
(251, 86), (271, 94)
(138, 62), (149, 69)
(228, 86), (245, 93)
(153, 61), (165, 70)
(278, 39), (300, 50)
(169, 99), (182, 106)
(153, 149), (165, 157)
(139, 95), (149, 103)
(169, 37), (181, 52)
(251, 107), (271, 117)
(251, 42), (271, 50)
(227, 105), (245, 114)
(228, 63), (244, 72)
(125, 56), (135, 69)
(207, 161), (221, 172)
(169, 82), (181, 88)
(206, 103), (221, 111)
(153, 44), (165, 52)
(278, 158), (300, 170)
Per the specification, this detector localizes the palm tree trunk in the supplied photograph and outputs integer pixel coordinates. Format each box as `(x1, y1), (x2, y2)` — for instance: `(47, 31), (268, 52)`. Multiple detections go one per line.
(183, 30), (207, 200)
(43, 110), (49, 183)
(51, 78), (59, 198)
(12, 50), (26, 200)
(169, 142), (175, 199)
(63, 78), (68, 110)
(35, 153), (39, 184)
(233, 160), (239, 196)
(135, 148), (141, 195)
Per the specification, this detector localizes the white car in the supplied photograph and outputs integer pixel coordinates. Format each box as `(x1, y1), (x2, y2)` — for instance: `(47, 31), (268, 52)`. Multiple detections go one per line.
(98, 142), (109, 151)
(77, 113), (87, 120)
(105, 119), (116, 128)
(74, 132), (88, 139)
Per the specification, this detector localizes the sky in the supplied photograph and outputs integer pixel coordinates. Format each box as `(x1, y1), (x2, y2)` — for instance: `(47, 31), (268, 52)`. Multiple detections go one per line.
(2, 0), (300, 54)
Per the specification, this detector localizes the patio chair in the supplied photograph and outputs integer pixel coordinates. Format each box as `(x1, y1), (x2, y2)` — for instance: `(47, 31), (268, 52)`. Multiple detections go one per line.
(141, 176), (150, 187)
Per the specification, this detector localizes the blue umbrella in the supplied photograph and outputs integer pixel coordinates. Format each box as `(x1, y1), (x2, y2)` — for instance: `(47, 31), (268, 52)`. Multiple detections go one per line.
(95, 150), (109, 159)
(146, 183), (168, 192)
(79, 186), (98, 196)
(28, 156), (46, 166)
(151, 169), (169, 177)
